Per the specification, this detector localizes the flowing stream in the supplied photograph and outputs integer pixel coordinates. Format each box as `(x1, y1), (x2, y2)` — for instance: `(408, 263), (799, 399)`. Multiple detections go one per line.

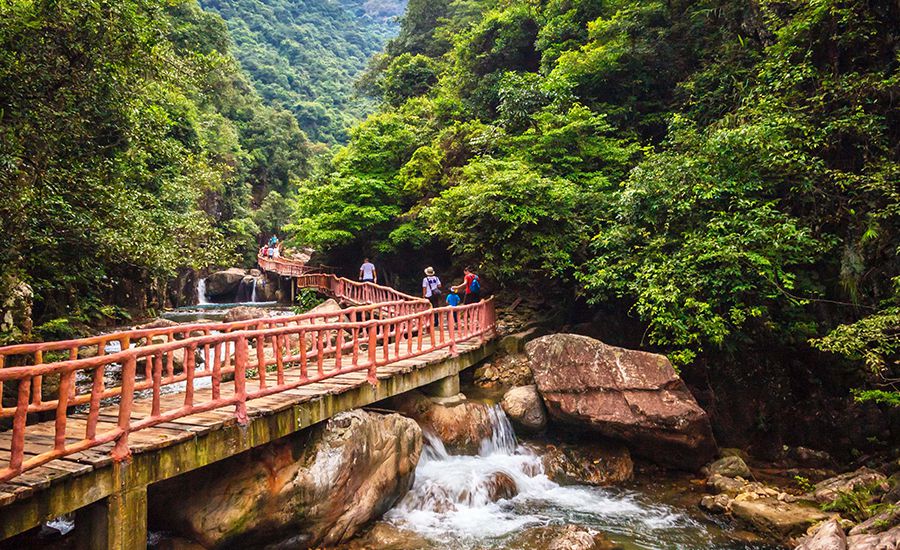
(385, 406), (778, 550)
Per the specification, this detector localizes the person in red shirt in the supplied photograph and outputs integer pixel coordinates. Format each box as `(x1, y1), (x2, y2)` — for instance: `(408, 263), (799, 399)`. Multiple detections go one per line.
(452, 267), (481, 305)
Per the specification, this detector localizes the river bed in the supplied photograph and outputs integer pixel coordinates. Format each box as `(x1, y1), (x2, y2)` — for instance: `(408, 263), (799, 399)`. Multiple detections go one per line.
(370, 406), (780, 550)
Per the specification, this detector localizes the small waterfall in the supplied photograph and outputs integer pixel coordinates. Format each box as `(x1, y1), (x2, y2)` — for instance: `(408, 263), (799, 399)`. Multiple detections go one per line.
(250, 278), (258, 302)
(386, 405), (717, 549)
(197, 278), (209, 305)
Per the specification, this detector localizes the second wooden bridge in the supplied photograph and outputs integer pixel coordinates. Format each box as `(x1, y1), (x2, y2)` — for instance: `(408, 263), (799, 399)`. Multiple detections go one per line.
(0, 259), (497, 548)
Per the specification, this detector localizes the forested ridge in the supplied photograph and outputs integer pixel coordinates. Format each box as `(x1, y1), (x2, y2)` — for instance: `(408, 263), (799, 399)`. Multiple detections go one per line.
(292, 0), (900, 451)
(199, 0), (407, 143)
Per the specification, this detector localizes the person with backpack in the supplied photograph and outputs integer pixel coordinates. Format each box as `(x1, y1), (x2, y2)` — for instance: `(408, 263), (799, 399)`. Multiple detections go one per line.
(452, 267), (481, 304)
(422, 267), (442, 308)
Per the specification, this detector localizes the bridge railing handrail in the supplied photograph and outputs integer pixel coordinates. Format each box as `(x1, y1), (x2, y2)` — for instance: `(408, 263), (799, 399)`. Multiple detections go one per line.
(0, 273), (494, 483)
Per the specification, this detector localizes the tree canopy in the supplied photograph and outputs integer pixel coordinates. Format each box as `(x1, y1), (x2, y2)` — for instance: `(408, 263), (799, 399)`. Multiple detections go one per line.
(291, 0), (900, 412)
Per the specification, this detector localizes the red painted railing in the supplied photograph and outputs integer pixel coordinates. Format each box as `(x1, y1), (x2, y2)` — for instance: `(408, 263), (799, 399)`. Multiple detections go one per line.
(0, 271), (495, 482)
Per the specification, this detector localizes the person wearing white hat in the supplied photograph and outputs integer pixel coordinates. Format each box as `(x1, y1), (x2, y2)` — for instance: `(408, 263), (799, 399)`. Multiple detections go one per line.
(422, 267), (442, 308)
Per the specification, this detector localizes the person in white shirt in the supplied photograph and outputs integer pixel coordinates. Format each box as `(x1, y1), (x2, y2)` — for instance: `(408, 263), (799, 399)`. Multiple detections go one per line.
(422, 266), (442, 308)
(359, 258), (377, 283)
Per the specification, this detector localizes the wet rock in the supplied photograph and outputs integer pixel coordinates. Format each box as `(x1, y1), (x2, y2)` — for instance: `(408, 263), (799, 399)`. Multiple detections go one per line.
(501, 385), (547, 432)
(730, 497), (832, 540)
(539, 442), (633, 486)
(720, 448), (751, 461)
(706, 473), (743, 496)
(795, 519), (847, 550)
(709, 456), (752, 479)
(391, 391), (493, 455)
(222, 306), (269, 324)
(882, 473), (900, 504)
(526, 333), (717, 470)
(788, 446), (834, 469)
(505, 524), (620, 550)
(811, 468), (889, 505)
(485, 471), (518, 501)
(474, 352), (533, 388)
(847, 525), (900, 549)
(137, 318), (181, 331)
(149, 410), (422, 549)
(849, 505), (900, 535)
(700, 493), (732, 514)
(341, 522), (430, 550)
(204, 268), (247, 297)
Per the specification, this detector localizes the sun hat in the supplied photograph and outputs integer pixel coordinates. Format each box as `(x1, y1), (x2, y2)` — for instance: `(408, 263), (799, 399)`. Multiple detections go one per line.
(424, 267), (435, 276)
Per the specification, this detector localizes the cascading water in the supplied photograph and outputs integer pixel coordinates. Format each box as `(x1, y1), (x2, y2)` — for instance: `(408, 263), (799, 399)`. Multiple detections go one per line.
(250, 278), (257, 302)
(386, 405), (775, 550)
(197, 278), (209, 305)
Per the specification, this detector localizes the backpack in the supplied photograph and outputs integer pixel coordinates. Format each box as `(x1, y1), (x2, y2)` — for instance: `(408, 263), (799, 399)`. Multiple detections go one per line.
(469, 275), (480, 293)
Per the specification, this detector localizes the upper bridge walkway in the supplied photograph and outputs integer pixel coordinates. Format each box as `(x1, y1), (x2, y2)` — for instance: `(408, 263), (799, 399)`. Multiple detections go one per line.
(0, 256), (496, 548)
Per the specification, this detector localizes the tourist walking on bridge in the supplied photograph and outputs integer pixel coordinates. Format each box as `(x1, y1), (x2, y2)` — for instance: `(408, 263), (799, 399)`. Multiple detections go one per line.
(359, 258), (377, 283)
(452, 267), (481, 305)
(422, 267), (442, 309)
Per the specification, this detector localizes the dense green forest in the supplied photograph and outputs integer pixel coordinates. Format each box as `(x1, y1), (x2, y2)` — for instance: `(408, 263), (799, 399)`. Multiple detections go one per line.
(199, 0), (407, 143)
(0, 0), (312, 338)
(291, 0), (900, 448)
(0, 0), (897, 452)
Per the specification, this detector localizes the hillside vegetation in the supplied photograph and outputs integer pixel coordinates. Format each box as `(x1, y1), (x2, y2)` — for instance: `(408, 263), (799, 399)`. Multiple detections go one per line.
(0, 0), (312, 336)
(291, 0), (900, 449)
(199, 0), (407, 143)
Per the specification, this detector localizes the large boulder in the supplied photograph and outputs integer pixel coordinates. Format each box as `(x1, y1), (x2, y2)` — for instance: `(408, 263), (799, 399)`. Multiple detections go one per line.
(795, 519), (847, 550)
(525, 334), (717, 470)
(223, 306), (269, 324)
(148, 410), (422, 549)
(390, 391), (493, 455)
(501, 385), (547, 432)
(730, 497), (832, 540)
(204, 268), (247, 298)
(811, 467), (889, 505)
(505, 524), (618, 550)
(847, 525), (900, 549)
(538, 442), (633, 486)
(708, 456), (752, 479)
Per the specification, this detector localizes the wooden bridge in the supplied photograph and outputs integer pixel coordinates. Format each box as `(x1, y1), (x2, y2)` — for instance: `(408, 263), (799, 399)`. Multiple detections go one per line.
(0, 258), (497, 548)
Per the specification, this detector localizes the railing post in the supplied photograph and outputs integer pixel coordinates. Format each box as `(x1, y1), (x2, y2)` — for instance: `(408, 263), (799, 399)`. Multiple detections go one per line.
(448, 310), (457, 355)
(368, 323), (377, 385)
(112, 356), (137, 462)
(234, 336), (249, 425)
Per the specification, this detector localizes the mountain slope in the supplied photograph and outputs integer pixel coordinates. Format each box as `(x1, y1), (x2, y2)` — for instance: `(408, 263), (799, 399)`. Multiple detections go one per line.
(200, 0), (406, 143)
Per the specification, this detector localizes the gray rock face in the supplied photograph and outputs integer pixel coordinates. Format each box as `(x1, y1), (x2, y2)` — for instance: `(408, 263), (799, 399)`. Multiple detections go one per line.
(847, 525), (900, 549)
(708, 456), (752, 479)
(812, 468), (889, 505)
(149, 410), (422, 548)
(525, 333), (717, 470)
(501, 385), (547, 432)
(204, 268), (247, 297)
(795, 519), (847, 550)
(730, 498), (832, 540)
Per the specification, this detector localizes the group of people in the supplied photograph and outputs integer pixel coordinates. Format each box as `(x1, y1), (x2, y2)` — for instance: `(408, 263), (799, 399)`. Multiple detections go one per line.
(358, 259), (481, 310)
(261, 235), (282, 259)
(421, 266), (480, 310)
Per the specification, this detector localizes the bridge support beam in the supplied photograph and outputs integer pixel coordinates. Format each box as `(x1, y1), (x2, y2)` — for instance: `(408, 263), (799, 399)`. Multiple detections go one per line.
(75, 484), (146, 550)
(421, 373), (461, 402)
